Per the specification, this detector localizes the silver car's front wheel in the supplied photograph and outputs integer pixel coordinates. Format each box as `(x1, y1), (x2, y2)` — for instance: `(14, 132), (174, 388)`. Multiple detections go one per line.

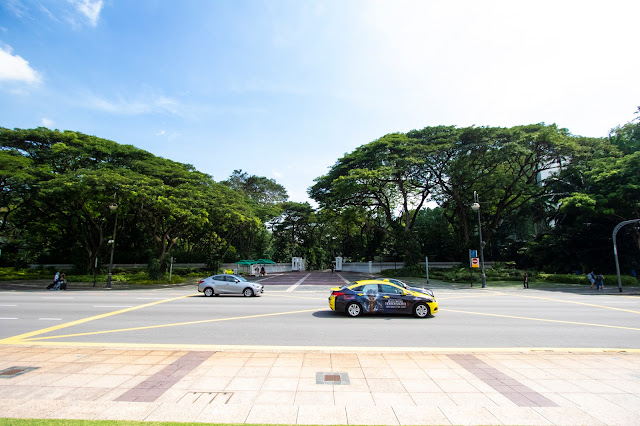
(203, 287), (214, 297)
(243, 288), (254, 297)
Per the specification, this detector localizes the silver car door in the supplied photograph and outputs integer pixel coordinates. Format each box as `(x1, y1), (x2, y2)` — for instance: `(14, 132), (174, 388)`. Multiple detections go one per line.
(227, 275), (243, 294)
(213, 275), (229, 294)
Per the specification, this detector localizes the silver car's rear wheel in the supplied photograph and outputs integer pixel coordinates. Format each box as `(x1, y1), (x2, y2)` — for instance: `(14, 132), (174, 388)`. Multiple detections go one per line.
(413, 303), (430, 318)
(204, 287), (214, 297)
(243, 288), (254, 297)
(346, 302), (362, 317)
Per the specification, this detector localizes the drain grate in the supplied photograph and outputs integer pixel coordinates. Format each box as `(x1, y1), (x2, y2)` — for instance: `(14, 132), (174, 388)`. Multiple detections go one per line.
(180, 392), (233, 404)
(316, 372), (350, 385)
(0, 367), (39, 378)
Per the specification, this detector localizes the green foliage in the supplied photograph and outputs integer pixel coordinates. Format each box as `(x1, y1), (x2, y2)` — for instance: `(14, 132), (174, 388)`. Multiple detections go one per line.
(146, 258), (164, 280)
(0, 127), (267, 272)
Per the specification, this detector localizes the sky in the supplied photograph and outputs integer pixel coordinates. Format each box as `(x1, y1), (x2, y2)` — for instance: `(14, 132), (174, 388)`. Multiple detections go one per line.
(1, 0), (639, 203)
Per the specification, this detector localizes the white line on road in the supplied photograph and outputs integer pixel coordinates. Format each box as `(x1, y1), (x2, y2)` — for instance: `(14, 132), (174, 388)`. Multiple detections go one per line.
(0, 304), (17, 307)
(136, 298), (170, 300)
(286, 273), (311, 292)
(41, 297), (74, 299)
(0, 318), (18, 320)
(336, 273), (350, 284)
(93, 305), (133, 308)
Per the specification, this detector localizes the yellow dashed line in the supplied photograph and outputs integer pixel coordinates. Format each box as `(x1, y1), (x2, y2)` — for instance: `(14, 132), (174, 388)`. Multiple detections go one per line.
(447, 309), (640, 331)
(0, 294), (194, 344)
(489, 291), (640, 315)
(20, 308), (319, 342)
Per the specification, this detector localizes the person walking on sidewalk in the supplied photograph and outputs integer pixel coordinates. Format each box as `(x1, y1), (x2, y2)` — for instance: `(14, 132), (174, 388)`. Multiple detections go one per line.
(588, 270), (596, 289)
(595, 272), (604, 291)
(523, 271), (529, 289)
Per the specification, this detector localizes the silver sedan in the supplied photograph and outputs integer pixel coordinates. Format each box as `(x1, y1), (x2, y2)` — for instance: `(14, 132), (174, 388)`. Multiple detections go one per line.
(198, 274), (264, 297)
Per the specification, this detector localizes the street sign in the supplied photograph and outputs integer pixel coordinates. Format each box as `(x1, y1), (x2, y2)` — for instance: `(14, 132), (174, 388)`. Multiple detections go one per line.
(469, 250), (477, 258)
(471, 257), (480, 268)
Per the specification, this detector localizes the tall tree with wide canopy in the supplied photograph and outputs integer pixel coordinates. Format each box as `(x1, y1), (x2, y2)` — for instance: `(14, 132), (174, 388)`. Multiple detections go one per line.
(310, 133), (435, 264)
(0, 127), (260, 272)
(408, 124), (577, 255)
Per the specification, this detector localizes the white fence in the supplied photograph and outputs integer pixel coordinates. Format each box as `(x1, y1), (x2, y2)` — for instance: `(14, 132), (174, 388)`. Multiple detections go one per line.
(221, 263), (291, 275)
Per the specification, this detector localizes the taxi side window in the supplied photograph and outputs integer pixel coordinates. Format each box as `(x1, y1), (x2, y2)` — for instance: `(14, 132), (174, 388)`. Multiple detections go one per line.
(361, 284), (379, 294)
(213, 275), (225, 281)
(380, 284), (403, 294)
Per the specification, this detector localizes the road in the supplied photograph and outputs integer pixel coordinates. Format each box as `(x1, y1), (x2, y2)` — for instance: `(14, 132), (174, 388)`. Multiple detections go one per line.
(1, 271), (639, 350)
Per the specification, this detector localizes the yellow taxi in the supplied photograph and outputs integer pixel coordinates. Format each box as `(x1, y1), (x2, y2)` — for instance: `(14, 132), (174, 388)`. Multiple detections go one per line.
(328, 279), (438, 318)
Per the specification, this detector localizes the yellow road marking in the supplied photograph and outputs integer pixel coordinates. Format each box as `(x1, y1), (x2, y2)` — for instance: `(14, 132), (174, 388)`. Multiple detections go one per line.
(489, 291), (640, 315)
(0, 294), (194, 344)
(447, 309), (640, 331)
(4, 340), (640, 353)
(20, 308), (319, 342)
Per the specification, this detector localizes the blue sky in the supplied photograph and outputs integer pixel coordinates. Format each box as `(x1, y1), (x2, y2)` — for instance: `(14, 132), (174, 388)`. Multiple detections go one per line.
(1, 0), (639, 202)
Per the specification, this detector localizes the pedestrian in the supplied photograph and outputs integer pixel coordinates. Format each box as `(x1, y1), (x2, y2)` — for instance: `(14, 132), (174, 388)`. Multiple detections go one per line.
(587, 271), (596, 289)
(59, 272), (67, 290)
(52, 271), (61, 290)
(260, 266), (265, 277)
(330, 262), (334, 274)
(595, 271), (604, 291)
(523, 271), (529, 289)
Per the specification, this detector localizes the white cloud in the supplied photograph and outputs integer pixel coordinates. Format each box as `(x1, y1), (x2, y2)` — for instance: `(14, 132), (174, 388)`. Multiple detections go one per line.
(70, 0), (103, 27)
(0, 44), (42, 85)
(155, 130), (166, 136)
(84, 92), (182, 116)
(41, 118), (55, 127)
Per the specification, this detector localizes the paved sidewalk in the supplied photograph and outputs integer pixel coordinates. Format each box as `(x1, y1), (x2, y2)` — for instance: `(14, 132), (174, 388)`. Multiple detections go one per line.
(1, 345), (640, 425)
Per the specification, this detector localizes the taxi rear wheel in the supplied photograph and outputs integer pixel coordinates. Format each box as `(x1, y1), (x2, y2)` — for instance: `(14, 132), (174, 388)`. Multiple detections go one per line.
(346, 302), (362, 317)
(413, 303), (430, 318)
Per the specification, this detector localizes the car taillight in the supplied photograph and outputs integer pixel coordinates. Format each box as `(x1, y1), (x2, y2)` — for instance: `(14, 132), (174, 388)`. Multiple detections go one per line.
(332, 291), (345, 297)
(198, 280), (204, 284)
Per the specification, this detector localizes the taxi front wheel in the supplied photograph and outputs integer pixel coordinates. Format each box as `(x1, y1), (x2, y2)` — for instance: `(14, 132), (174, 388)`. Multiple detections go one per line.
(346, 302), (362, 317)
(413, 303), (430, 318)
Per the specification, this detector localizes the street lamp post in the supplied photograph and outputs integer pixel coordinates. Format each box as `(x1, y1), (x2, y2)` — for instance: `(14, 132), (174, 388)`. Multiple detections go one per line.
(612, 219), (640, 293)
(471, 191), (487, 288)
(106, 200), (118, 289)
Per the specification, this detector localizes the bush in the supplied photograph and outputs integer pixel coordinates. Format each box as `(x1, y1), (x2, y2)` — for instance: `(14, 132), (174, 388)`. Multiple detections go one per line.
(146, 258), (164, 280)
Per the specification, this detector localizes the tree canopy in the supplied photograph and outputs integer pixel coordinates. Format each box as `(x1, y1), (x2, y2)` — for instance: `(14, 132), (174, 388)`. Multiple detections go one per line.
(2, 109), (639, 276)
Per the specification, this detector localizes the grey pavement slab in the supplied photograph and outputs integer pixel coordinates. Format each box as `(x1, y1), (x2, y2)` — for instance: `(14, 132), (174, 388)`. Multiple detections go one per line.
(0, 345), (639, 425)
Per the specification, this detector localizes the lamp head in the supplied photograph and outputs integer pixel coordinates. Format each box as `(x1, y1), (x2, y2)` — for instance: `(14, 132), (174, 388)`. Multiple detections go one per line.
(471, 202), (480, 211)
(108, 203), (118, 211)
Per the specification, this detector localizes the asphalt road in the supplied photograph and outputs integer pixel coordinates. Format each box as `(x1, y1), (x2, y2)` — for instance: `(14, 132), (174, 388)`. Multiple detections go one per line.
(1, 273), (639, 350)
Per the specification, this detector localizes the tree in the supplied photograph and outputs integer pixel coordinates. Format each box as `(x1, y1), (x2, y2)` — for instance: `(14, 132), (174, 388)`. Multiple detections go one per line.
(408, 124), (577, 258)
(310, 133), (435, 264)
(0, 127), (261, 272)
(222, 169), (288, 221)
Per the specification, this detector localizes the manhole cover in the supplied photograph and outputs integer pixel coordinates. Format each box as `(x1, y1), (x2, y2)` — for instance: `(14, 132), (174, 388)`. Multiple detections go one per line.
(316, 372), (350, 385)
(0, 367), (39, 378)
